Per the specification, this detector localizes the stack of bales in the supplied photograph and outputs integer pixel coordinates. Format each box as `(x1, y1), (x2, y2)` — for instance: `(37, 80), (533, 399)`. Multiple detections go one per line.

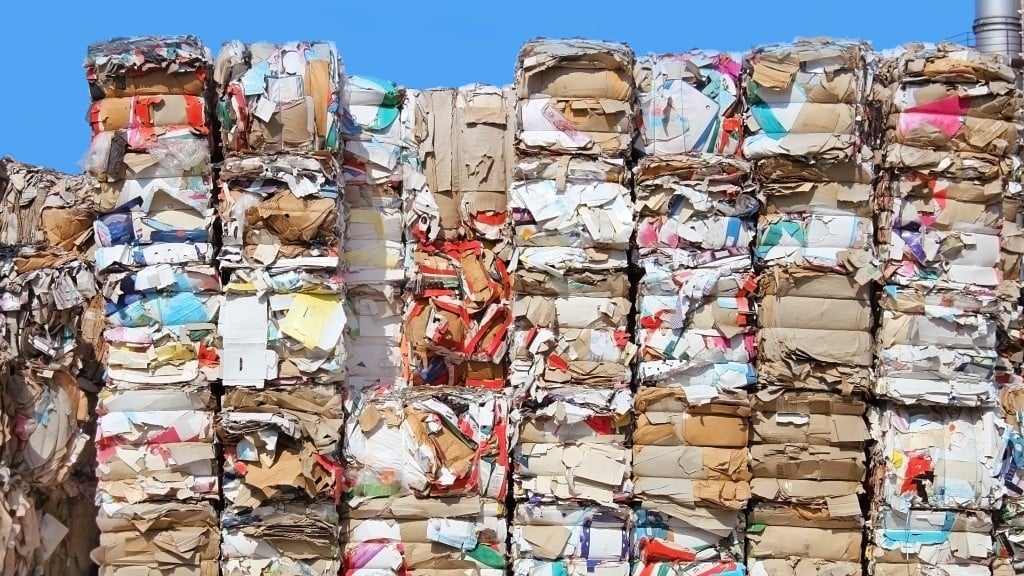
(742, 38), (877, 575)
(630, 50), (752, 576)
(0, 159), (101, 575)
(872, 43), (1021, 576)
(214, 40), (346, 576)
(83, 36), (222, 576)
(342, 75), (407, 392)
(509, 38), (636, 576)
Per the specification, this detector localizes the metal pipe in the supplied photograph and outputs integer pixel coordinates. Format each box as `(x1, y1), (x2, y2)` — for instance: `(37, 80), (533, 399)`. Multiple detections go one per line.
(973, 0), (1023, 62)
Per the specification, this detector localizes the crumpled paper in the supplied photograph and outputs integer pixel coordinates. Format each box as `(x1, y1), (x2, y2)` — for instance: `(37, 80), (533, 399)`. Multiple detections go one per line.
(345, 388), (509, 506)
(215, 40), (343, 154)
(0, 158), (97, 251)
(403, 241), (511, 388)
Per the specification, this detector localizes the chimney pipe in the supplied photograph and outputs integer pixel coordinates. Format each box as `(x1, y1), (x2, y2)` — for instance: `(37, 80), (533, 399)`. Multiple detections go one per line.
(973, 0), (1023, 63)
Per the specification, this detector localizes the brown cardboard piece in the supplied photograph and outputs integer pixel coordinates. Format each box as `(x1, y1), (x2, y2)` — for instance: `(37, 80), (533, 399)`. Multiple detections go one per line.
(516, 39), (634, 100)
(747, 524), (862, 562)
(632, 387), (750, 447)
(91, 69), (206, 99)
(633, 446), (751, 481)
(749, 559), (861, 576)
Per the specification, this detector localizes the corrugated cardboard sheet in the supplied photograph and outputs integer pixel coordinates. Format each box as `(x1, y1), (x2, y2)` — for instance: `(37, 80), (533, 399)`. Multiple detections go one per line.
(510, 156), (634, 250)
(215, 41), (343, 154)
(757, 269), (874, 393)
(344, 388), (509, 506)
(512, 387), (631, 504)
(515, 39), (635, 157)
(0, 159), (97, 251)
(634, 51), (744, 157)
(91, 501), (220, 576)
(221, 502), (340, 576)
(411, 86), (514, 244)
(343, 496), (506, 575)
(746, 503), (863, 571)
(633, 387), (751, 513)
(742, 39), (871, 163)
(511, 504), (631, 576)
(750, 390), (867, 505)
(402, 241), (511, 388)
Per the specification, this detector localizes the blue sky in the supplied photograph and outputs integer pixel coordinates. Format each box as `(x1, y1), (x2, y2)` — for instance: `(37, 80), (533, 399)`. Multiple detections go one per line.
(0, 0), (974, 173)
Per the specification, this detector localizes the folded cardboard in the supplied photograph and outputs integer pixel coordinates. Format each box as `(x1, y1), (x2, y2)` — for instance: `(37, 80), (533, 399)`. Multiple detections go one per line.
(412, 86), (514, 243)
